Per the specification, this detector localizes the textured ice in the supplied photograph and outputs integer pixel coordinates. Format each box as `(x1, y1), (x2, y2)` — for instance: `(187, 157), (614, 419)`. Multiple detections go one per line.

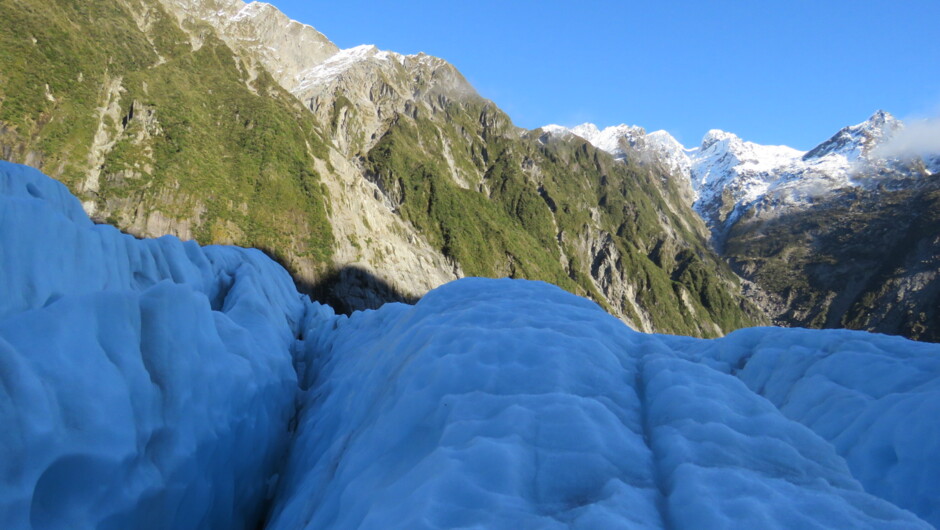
(0, 161), (309, 529)
(1, 161), (937, 529)
(673, 327), (940, 526)
(267, 279), (933, 529)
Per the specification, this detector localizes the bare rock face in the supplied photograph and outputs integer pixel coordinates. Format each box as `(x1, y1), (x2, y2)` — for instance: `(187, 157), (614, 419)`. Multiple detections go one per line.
(724, 174), (940, 342)
(575, 228), (655, 333)
(157, 0), (473, 160)
(294, 45), (478, 157)
(157, 0), (339, 87)
(154, 0), (463, 306)
(311, 147), (461, 306)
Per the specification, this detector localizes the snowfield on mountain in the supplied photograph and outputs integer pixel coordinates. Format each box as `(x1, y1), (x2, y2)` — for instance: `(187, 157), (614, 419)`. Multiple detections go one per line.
(2, 161), (938, 529)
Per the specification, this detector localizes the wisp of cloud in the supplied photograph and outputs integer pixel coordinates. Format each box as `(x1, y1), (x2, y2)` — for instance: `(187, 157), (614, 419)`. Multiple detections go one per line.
(872, 116), (940, 160)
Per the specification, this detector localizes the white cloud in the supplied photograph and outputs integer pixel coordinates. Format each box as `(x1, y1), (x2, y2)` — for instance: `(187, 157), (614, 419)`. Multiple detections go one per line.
(872, 116), (940, 160)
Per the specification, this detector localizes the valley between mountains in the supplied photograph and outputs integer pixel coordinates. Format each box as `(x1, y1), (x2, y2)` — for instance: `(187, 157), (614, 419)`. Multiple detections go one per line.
(0, 0), (937, 341)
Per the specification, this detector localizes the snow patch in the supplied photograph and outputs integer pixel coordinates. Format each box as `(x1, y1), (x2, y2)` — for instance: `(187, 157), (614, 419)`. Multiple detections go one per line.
(293, 44), (396, 93)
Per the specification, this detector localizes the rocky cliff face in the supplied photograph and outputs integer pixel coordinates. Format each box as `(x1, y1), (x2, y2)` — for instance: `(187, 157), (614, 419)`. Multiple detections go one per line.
(157, 0), (339, 88)
(724, 173), (940, 341)
(710, 114), (940, 340)
(0, 0), (459, 310)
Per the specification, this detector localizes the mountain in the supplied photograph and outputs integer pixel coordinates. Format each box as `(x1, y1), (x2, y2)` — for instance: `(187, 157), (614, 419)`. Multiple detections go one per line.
(0, 0), (763, 336)
(724, 173), (940, 341)
(553, 112), (940, 340)
(548, 111), (933, 242)
(2, 161), (938, 528)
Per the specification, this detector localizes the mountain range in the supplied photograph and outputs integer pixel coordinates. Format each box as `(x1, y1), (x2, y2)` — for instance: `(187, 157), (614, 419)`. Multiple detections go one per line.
(2, 1), (940, 528)
(546, 111), (940, 341)
(0, 0), (763, 337)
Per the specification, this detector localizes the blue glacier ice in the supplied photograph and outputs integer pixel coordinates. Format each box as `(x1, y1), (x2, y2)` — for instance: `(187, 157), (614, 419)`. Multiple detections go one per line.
(269, 279), (936, 529)
(0, 160), (937, 529)
(0, 161), (311, 529)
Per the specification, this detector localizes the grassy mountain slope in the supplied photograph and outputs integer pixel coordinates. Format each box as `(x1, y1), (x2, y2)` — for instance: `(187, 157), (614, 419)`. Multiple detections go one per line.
(0, 0), (334, 274)
(361, 95), (762, 336)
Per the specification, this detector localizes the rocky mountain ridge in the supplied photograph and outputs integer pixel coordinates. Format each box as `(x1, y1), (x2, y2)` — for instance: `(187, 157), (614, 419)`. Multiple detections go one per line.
(158, 0), (339, 88)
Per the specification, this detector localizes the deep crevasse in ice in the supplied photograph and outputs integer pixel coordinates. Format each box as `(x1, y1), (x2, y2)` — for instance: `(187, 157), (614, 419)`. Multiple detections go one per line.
(0, 160), (937, 529)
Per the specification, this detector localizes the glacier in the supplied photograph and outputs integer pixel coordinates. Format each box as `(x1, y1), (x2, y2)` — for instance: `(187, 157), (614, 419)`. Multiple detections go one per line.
(0, 161), (310, 529)
(1, 159), (938, 529)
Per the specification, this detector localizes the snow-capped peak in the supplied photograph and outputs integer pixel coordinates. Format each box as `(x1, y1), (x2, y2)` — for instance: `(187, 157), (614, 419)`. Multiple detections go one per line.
(572, 123), (645, 156)
(540, 124), (574, 137)
(804, 110), (901, 161)
(697, 130), (803, 171)
(569, 122), (601, 139)
(547, 123), (643, 160)
(645, 129), (684, 151)
(864, 109), (900, 132)
(700, 129), (740, 150)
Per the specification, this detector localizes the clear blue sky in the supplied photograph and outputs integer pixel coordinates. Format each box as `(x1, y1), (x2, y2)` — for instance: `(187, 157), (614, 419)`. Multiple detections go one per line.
(271, 0), (939, 150)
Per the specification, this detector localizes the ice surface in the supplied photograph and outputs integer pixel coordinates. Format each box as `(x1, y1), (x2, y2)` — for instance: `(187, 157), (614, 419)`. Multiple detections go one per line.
(1, 161), (937, 529)
(0, 161), (311, 529)
(672, 327), (940, 526)
(270, 278), (933, 529)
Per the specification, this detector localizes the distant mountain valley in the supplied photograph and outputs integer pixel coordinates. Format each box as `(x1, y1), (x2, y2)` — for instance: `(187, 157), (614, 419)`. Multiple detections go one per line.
(1, 0), (937, 341)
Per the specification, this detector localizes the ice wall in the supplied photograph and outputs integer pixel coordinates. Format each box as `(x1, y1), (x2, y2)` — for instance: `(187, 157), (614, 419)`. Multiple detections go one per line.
(0, 161), (314, 529)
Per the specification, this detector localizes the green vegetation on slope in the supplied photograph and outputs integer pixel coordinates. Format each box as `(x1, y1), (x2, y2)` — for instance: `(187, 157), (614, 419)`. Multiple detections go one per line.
(0, 0), (762, 336)
(366, 115), (571, 286)
(365, 96), (760, 336)
(0, 0), (334, 270)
